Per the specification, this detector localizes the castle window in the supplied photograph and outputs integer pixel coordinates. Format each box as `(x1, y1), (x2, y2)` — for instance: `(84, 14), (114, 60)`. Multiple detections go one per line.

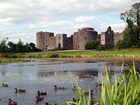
(58, 43), (61, 48)
(85, 37), (87, 40)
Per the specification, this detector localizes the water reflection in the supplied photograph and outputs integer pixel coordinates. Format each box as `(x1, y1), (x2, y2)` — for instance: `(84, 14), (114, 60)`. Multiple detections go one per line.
(0, 60), (135, 105)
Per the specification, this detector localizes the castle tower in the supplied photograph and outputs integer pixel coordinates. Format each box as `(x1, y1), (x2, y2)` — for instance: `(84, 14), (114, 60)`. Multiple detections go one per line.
(73, 28), (98, 50)
(100, 26), (114, 45)
(36, 31), (55, 51)
(56, 34), (67, 49)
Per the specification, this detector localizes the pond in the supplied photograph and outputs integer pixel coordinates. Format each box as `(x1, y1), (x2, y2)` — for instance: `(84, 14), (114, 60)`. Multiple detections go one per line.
(0, 59), (137, 105)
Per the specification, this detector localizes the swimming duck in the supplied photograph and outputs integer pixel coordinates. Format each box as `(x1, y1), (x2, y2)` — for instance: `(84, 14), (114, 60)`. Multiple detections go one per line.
(2, 83), (8, 87)
(8, 98), (17, 105)
(37, 90), (47, 96)
(54, 85), (65, 91)
(35, 95), (44, 103)
(15, 88), (26, 93)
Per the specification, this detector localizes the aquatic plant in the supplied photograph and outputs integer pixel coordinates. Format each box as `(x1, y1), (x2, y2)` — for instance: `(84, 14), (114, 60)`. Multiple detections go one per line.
(66, 63), (140, 105)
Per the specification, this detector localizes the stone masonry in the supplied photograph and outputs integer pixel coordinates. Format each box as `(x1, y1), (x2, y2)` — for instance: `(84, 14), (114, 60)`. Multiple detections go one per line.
(73, 28), (98, 50)
(36, 27), (123, 51)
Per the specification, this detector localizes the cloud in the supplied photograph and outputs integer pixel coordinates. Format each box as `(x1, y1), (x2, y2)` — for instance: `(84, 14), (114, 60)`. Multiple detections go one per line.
(0, 0), (138, 24)
(0, 0), (138, 43)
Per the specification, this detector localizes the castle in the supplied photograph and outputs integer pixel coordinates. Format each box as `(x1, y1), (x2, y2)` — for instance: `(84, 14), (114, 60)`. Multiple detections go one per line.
(36, 26), (123, 51)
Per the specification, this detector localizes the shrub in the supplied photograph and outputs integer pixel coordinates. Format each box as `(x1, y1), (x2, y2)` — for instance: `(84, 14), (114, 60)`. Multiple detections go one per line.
(85, 41), (99, 50)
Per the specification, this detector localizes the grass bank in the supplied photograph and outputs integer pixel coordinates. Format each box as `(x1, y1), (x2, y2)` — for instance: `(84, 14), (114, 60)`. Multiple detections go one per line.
(8, 49), (140, 58)
(0, 58), (31, 63)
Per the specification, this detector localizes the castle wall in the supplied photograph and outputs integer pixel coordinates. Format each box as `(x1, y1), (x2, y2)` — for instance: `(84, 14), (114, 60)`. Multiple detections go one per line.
(73, 28), (98, 50)
(47, 37), (56, 50)
(100, 32), (105, 45)
(114, 32), (124, 44)
(36, 31), (55, 51)
(65, 36), (73, 50)
(56, 34), (67, 49)
(36, 26), (121, 51)
(100, 26), (114, 45)
(73, 32), (79, 50)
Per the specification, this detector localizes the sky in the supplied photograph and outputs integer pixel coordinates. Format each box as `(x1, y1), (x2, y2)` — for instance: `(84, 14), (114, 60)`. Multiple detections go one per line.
(0, 0), (139, 43)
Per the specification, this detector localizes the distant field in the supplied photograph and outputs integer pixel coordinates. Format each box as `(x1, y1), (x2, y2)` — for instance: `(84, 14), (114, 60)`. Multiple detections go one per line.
(8, 49), (140, 58)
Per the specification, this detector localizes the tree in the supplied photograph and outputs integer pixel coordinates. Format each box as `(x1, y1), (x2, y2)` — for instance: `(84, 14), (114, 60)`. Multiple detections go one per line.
(29, 43), (36, 51)
(85, 41), (99, 50)
(121, 2), (140, 47)
(0, 38), (8, 53)
(16, 39), (24, 52)
(7, 41), (16, 52)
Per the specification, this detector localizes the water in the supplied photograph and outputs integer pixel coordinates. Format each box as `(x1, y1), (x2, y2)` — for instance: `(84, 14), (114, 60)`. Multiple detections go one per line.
(0, 59), (132, 105)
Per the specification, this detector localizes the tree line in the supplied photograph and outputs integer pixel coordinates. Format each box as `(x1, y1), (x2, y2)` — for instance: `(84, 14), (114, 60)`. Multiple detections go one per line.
(85, 2), (140, 50)
(0, 38), (41, 53)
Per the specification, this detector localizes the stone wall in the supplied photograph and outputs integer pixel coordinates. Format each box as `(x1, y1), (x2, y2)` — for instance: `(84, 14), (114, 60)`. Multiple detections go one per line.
(100, 26), (114, 45)
(56, 34), (67, 49)
(36, 26), (122, 51)
(36, 31), (55, 51)
(114, 32), (124, 44)
(73, 28), (98, 50)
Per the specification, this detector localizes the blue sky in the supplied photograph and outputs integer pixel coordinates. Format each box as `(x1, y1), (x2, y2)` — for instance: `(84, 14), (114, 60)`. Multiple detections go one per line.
(0, 0), (138, 43)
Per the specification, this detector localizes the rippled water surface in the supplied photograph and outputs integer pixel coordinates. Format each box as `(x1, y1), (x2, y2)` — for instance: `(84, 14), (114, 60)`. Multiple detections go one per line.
(0, 59), (135, 105)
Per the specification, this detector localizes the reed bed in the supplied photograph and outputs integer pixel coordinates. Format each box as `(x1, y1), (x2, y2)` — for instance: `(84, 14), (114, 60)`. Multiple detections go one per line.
(67, 63), (140, 105)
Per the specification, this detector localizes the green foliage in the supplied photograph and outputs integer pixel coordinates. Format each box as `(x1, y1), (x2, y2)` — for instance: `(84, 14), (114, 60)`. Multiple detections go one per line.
(115, 40), (132, 49)
(0, 38), (8, 53)
(7, 49), (140, 59)
(97, 43), (114, 51)
(85, 41), (99, 50)
(120, 2), (140, 48)
(0, 38), (41, 53)
(99, 63), (140, 105)
(67, 64), (140, 105)
(104, 43), (114, 50)
(66, 83), (92, 105)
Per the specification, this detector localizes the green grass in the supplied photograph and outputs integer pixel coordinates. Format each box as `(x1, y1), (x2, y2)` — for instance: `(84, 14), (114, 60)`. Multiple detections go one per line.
(66, 63), (140, 105)
(0, 58), (31, 63)
(8, 49), (140, 58)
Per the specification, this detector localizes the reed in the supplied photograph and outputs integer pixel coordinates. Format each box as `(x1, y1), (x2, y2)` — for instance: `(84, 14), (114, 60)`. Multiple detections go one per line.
(67, 63), (140, 105)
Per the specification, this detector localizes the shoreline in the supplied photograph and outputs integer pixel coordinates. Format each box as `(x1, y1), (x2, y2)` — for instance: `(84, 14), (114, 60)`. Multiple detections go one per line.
(1, 57), (140, 63)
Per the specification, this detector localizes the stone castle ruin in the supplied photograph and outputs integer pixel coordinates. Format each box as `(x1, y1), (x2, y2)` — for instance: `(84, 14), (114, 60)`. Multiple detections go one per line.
(36, 27), (123, 51)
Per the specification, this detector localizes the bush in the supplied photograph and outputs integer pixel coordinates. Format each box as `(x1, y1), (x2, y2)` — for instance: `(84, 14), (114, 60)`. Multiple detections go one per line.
(85, 41), (99, 50)
(115, 40), (131, 49)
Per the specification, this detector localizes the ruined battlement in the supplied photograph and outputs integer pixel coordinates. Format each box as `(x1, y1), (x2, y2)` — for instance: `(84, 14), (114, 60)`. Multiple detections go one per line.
(36, 27), (123, 51)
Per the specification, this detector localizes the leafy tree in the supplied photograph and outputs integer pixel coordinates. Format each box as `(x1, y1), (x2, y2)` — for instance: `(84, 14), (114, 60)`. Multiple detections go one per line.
(7, 41), (16, 52)
(29, 43), (36, 51)
(104, 43), (114, 50)
(0, 38), (41, 53)
(16, 39), (24, 52)
(0, 38), (8, 53)
(85, 41), (99, 50)
(121, 2), (140, 47)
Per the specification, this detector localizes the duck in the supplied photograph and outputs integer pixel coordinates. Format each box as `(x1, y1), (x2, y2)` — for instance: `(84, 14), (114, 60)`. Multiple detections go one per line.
(15, 88), (26, 93)
(84, 90), (93, 96)
(37, 90), (47, 96)
(2, 83), (8, 87)
(95, 82), (102, 87)
(54, 85), (65, 91)
(35, 95), (44, 103)
(8, 98), (17, 105)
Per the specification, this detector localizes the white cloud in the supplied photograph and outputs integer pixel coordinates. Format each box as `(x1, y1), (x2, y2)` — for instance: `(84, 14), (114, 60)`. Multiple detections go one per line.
(0, 0), (138, 24)
(0, 0), (138, 43)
